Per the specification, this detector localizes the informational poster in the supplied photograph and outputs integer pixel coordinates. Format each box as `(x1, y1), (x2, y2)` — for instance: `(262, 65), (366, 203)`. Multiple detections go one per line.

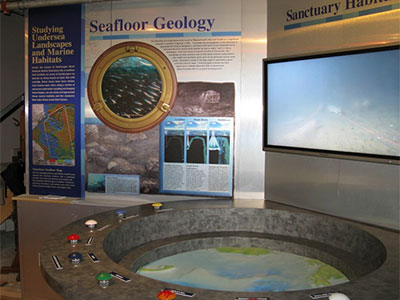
(28, 5), (84, 197)
(84, 0), (240, 196)
(87, 173), (140, 195)
(160, 116), (233, 196)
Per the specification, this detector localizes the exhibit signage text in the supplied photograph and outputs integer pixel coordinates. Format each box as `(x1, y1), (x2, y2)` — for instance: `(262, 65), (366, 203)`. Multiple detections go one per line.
(286, 0), (392, 22)
(31, 25), (75, 64)
(89, 16), (216, 33)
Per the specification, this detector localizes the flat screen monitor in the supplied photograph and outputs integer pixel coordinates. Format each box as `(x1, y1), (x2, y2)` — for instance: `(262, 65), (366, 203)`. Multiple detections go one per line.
(263, 45), (400, 164)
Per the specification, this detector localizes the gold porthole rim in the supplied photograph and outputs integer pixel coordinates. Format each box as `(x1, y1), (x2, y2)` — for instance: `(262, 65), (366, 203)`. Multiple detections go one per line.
(87, 41), (177, 133)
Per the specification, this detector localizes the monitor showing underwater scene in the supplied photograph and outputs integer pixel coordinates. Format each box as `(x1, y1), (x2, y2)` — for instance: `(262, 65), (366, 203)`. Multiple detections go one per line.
(263, 45), (400, 164)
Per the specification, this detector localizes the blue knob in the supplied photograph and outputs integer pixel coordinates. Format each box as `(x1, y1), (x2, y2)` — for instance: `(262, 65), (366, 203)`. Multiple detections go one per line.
(68, 252), (83, 264)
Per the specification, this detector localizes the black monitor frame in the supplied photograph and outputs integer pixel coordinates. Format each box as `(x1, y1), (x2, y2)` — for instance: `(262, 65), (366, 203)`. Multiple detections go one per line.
(263, 45), (400, 165)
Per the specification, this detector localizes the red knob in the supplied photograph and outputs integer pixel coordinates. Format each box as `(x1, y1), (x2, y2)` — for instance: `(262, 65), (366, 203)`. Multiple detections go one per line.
(67, 234), (80, 241)
(157, 290), (176, 300)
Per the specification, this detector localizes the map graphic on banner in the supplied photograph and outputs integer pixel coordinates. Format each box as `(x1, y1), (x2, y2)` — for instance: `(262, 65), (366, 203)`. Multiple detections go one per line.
(32, 104), (75, 166)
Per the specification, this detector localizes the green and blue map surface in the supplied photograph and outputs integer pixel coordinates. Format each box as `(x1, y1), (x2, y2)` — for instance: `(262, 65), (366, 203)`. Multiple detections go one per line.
(137, 247), (348, 292)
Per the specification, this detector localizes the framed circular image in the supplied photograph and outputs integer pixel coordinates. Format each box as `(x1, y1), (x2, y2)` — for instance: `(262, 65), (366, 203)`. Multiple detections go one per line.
(87, 41), (177, 133)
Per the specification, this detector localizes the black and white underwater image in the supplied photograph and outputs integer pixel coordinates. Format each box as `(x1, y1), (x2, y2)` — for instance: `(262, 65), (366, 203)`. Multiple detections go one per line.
(164, 120), (185, 163)
(102, 56), (162, 118)
(171, 82), (235, 117)
(267, 49), (400, 157)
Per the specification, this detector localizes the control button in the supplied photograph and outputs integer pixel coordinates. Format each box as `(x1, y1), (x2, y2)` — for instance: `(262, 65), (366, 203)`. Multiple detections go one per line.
(115, 210), (126, 221)
(85, 219), (98, 232)
(96, 272), (113, 288)
(152, 202), (163, 211)
(67, 234), (80, 246)
(68, 252), (83, 266)
(329, 293), (350, 300)
(157, 290), (176, 300)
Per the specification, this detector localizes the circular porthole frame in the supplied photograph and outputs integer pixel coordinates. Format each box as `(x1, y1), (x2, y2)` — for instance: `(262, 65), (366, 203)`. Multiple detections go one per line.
(87, 41), (177, 133)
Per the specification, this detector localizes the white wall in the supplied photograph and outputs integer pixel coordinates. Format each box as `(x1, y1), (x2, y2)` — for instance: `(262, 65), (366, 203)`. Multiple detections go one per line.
(234, 0), (267, 199)
(0, 13), (25, 166)
(265, 0), (400, 229)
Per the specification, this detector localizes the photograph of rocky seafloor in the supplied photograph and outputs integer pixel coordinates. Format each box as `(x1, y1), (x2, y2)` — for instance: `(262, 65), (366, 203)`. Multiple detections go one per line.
(85, 81), (235, 193)
(85, 125), (160, 193)
(171, 82), (235, 117)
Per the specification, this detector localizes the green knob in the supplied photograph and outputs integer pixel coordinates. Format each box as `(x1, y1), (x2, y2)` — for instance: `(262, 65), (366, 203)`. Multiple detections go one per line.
(96, 272), (112, 281)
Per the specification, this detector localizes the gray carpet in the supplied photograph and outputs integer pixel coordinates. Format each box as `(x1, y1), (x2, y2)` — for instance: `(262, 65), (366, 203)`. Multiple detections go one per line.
(0, 230), (20, 287)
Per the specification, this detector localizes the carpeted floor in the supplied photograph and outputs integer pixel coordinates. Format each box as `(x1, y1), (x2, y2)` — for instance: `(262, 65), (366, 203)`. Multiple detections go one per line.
(0, 230), (21, 299)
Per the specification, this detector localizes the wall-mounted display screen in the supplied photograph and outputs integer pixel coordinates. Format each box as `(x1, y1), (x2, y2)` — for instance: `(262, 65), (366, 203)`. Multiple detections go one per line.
(263, 45), (400, 164)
